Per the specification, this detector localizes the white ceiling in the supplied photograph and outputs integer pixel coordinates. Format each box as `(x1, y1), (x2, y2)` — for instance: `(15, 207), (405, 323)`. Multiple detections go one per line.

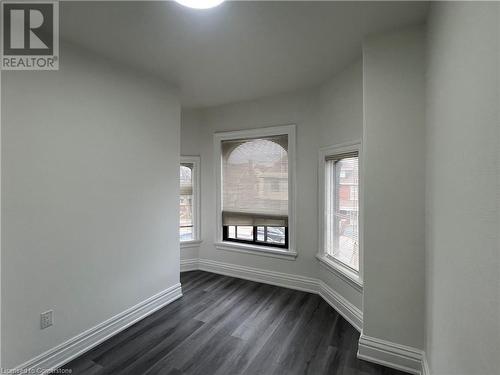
(61, 1), (428, 108)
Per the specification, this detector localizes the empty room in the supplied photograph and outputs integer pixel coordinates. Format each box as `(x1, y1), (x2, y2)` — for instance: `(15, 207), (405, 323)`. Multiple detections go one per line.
(1, 1), (499, 374)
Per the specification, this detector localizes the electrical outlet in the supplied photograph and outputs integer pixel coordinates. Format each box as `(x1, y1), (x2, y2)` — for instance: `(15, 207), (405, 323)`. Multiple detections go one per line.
(40, 310), (53, 329)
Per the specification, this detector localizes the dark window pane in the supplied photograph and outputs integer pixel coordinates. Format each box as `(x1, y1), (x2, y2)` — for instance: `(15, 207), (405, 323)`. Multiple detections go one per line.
(228, 226), (236, 239)
(266, 226), (285, 244)
(257, 226), (265, 242)
(222, 225), (287, 249)
(180, 226), (193, 241)
(236, 226), (253, 240)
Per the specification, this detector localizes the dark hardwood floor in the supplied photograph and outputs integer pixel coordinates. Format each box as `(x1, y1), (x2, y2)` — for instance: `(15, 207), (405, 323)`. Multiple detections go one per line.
(63, 271), (407, 375)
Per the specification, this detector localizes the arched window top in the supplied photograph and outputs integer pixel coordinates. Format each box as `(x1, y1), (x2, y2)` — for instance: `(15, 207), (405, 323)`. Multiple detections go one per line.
(222, 135), (289, 222)
(180, 164), (193, 195)
(227, 139), (287, 165)
(180, 164), (192, 184)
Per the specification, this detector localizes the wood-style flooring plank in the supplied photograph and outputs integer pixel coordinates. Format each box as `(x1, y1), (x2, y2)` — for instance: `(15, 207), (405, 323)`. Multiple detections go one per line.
(62, 271), (409, 375)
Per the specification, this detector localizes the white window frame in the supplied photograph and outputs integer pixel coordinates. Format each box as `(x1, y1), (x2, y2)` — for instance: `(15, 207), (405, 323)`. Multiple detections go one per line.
(180, 155), (202, 248)
(317, 141), (363, 290)
(213, 125), (297, 260)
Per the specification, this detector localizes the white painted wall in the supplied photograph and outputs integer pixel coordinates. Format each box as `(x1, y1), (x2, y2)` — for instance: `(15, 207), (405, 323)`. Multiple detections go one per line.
(318, 60), (363, 149)
(180, 110), (203, 262)
(362, 27), (426, 349)
(3, 4), (497, 371)
(425, 3), (500, 374)
(180, 60), (364, 309)
(194, 89), (321, 278)
(317, 60), (364, 309)
(1, 43), (180, 368)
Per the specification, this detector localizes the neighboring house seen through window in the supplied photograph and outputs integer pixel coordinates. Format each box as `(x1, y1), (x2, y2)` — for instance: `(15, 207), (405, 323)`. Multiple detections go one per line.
(325, 153), (360, 271)
(179, 156), (200, 243)
(221, 136), (289, 249)
(180, 163), (194, 241)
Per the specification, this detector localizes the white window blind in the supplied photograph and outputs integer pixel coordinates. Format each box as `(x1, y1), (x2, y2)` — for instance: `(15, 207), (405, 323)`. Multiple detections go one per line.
(325, 153), (359, 271)
(180, 163), (194, 241)
(222, 135), (288, 227)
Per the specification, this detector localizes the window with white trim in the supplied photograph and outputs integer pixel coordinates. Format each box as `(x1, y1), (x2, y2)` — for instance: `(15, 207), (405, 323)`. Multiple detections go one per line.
(214, 125), (296, 257)
(222, 136), (288, 248)
(325, 152), (360, 271)
(179, 156), (200, 243)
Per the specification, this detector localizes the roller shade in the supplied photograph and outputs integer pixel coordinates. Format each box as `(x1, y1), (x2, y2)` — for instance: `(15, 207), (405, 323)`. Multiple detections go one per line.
(325, 151), (358, 162)
(180, 163), (193, 195)
(222, 212), (288, 226)
(222, 135), (288, 226)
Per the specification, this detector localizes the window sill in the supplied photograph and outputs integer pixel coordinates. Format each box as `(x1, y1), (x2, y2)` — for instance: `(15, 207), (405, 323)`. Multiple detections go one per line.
(316, 254), (363, 292)
(180, 240), (203, 249)
(215, 241), (297, 260)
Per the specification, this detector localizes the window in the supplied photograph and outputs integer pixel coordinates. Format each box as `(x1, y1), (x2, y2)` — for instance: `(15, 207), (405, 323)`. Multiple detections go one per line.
(179, 156), (200, 244)
(325, 154), (359, 270)
(222, 136), (288, 248)
(224, 225), (288, 247)
(214, 125), (296, 258)
(318, 142), (362, 287)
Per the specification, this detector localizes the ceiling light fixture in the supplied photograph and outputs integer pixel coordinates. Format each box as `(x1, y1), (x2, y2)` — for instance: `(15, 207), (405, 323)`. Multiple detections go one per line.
(174, 0), (225, 9)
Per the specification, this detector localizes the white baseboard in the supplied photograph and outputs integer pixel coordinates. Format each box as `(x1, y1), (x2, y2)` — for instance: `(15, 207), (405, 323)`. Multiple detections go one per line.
(198, 258), (319, 293)
(357, 334), (425, 375)
(16, 283), (183, 374)
(183, 258), (429, 374)
(422, 352), (430, 375)
(195, 258), (363, 332)
(181, 258), (199, 272)
(12, 260), (428, 375)
(318, 281), (363, 331)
